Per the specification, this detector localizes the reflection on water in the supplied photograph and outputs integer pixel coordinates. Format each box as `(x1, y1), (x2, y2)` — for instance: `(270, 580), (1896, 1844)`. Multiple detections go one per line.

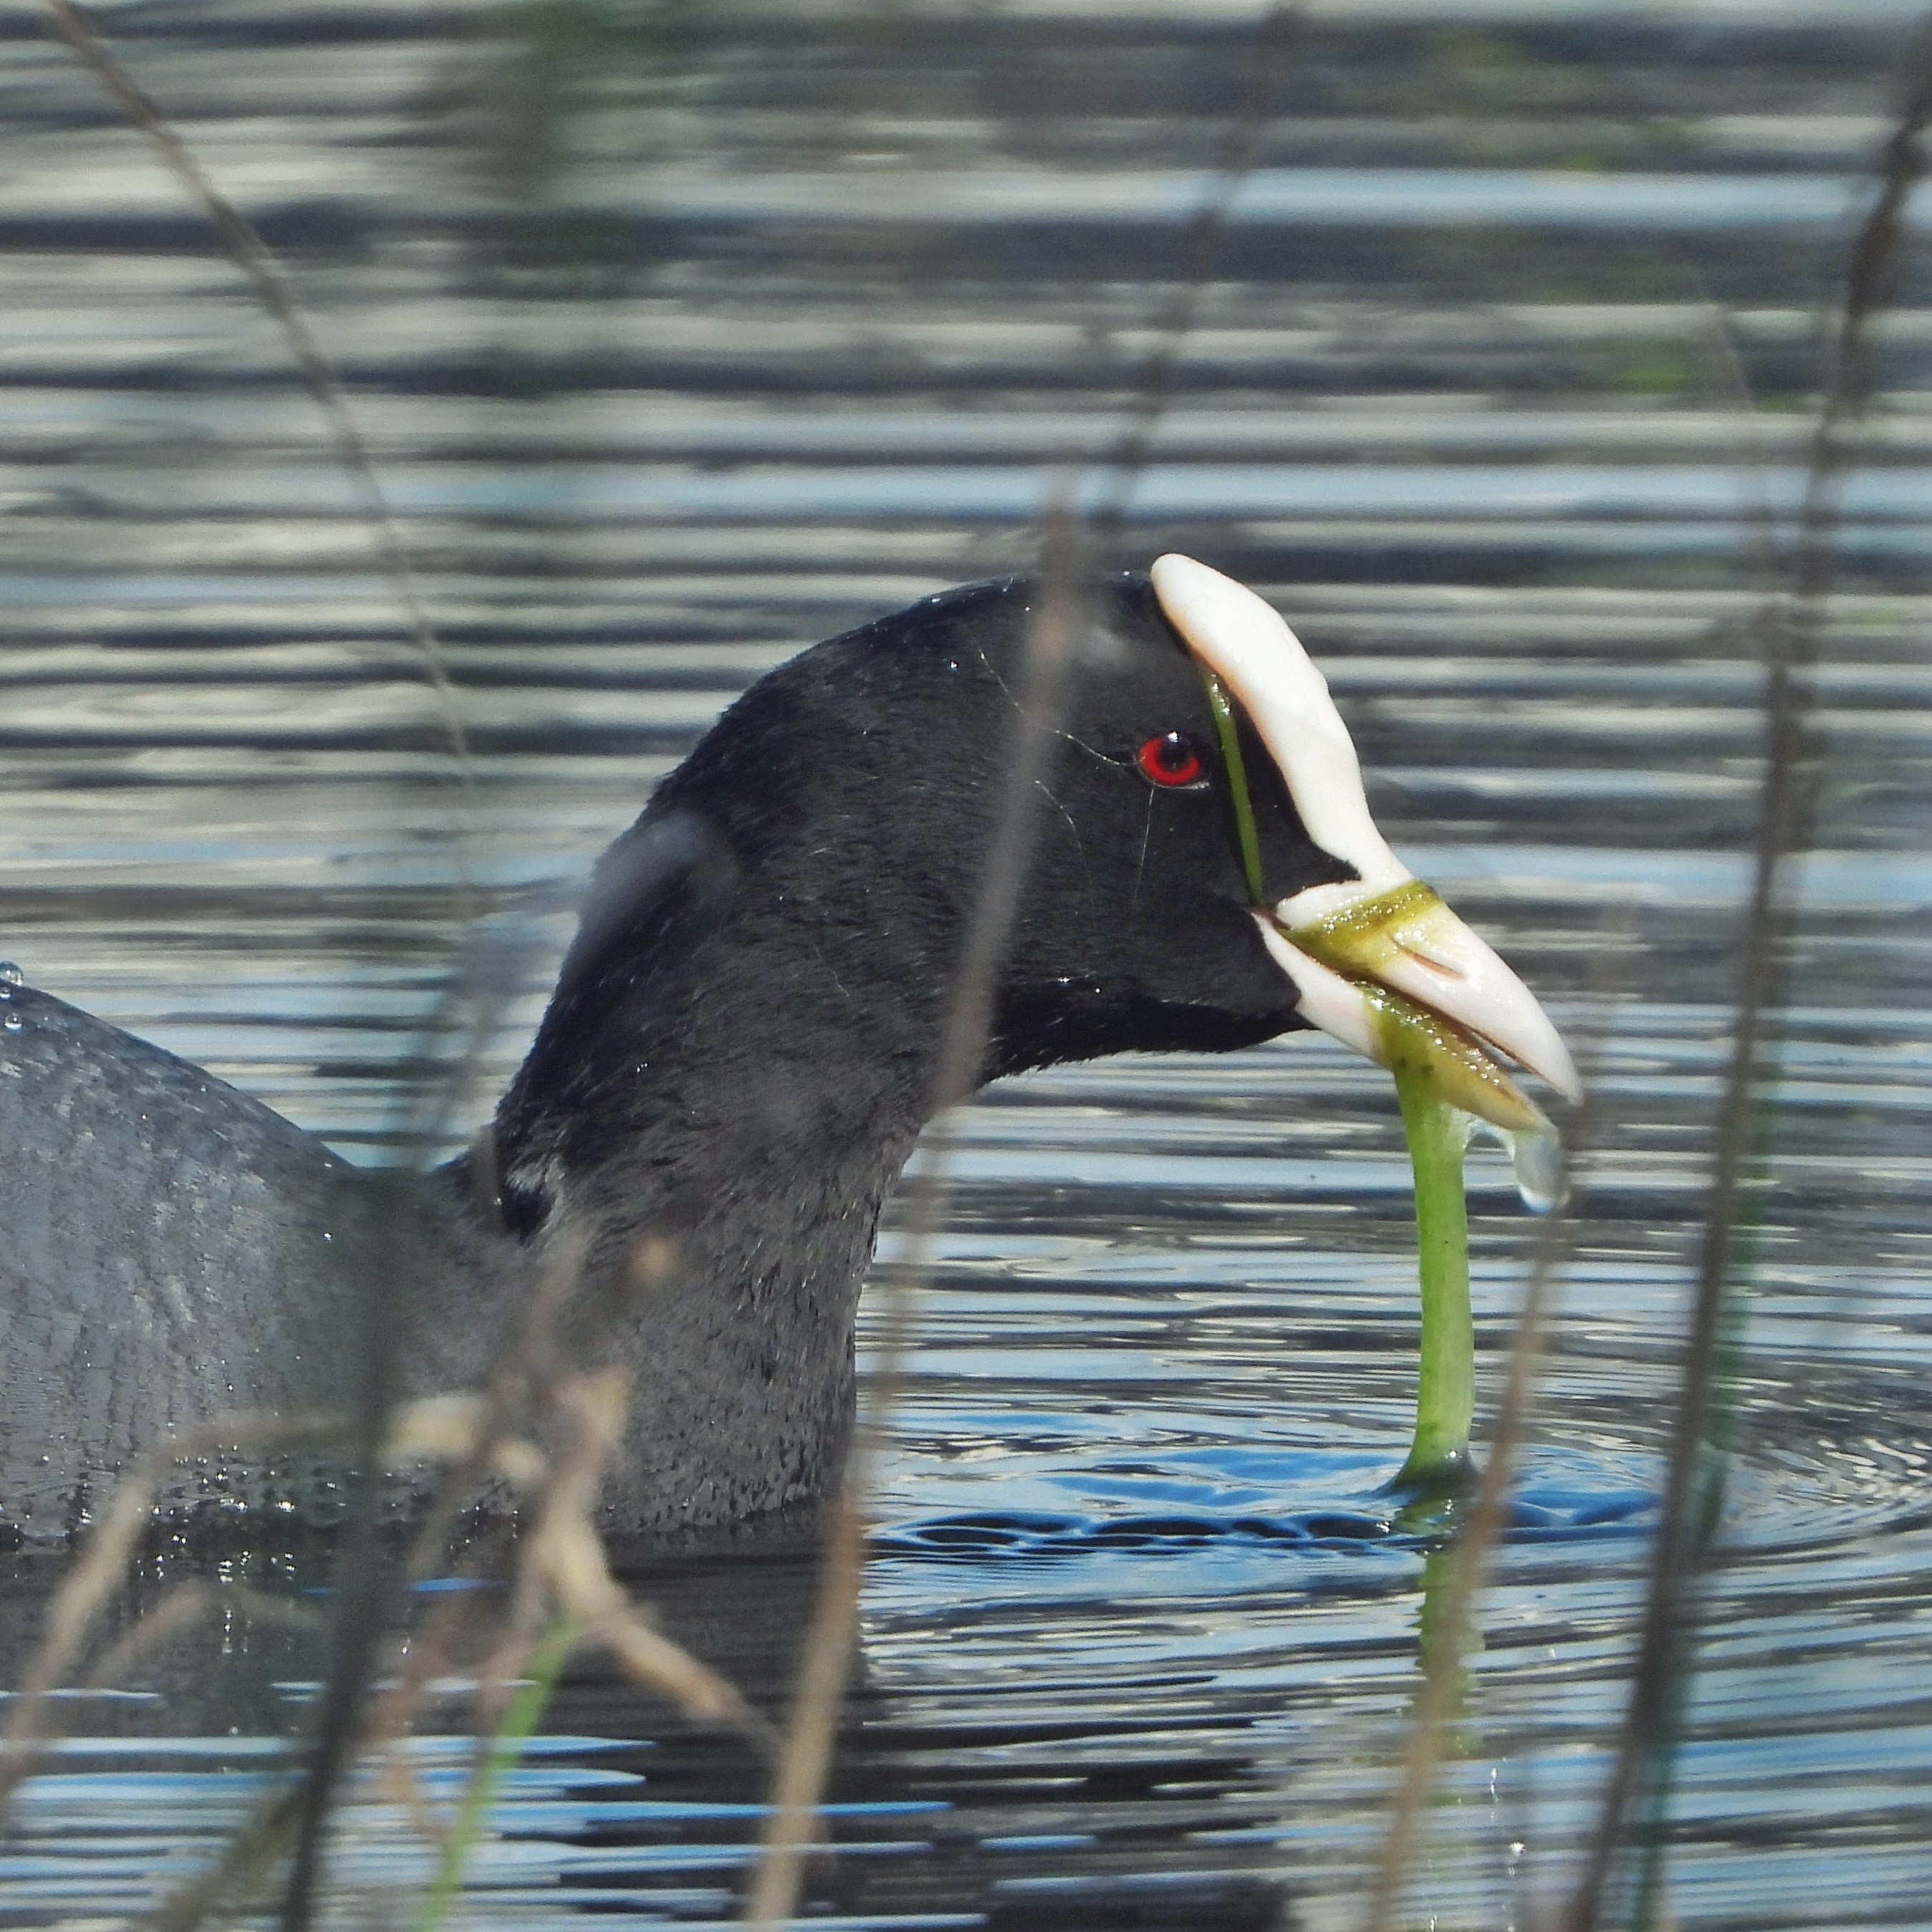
(3, 1), (1931, 1926)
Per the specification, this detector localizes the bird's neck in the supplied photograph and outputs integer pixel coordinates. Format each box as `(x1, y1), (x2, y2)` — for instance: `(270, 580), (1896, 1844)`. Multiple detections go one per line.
(484, 824), (958, 1529)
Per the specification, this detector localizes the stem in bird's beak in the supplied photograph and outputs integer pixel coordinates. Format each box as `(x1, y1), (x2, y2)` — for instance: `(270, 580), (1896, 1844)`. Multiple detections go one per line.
(1258, 893), (1566, 1214)
(1155, 551), (1577, 1201)
(1272, 924), (1518, 1503)
(1200, 668), (1265, 908)
(1153, 552), (1582, 1496)
(1282, 875), (1582, 1112)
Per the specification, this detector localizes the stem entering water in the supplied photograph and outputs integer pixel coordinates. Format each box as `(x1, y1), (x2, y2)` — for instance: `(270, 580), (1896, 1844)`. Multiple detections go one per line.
(1376, 1007), (1477, 1501)
(1345, 996), (1476, 1506)
(1257, 860), (1561, 1504)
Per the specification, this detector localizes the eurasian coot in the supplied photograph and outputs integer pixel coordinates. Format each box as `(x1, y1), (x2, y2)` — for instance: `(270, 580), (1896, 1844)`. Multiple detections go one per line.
(0, 556), (1574, 1539)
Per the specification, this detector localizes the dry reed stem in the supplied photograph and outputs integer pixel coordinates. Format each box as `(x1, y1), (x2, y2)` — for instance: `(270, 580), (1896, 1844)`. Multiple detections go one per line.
(1089, 1), (1300, 537)
(740, 17), (1304, 1913)
(147, 1784), (309, 1932)
(382, 1368), (762, 1923)
(150, 1366), (749, 1932)
(31, 9), (1310, 1926)
(270, 905), (607, 1926)
(56, 1217), (734, 1932)
(519, 1370), (762, 1735)
(0, 1410), (340, 1820)
(391, 1231), (592, 1595)
(740, 506), (1089, 1928)
(80, 1583), (220, 1689)
(322, 1363), (760, 1916)
(370, 1234), (757, 1759)
(373, 1370), (762, 1925)
(54, 1244), (740, 1932)
(277, 1210), (585, 1927)
(28, 16), (504, 1922)
(85, 1582), (328, 1696)
(1564, 23), (1932, 1927)
(367, 1588), (502, 1840)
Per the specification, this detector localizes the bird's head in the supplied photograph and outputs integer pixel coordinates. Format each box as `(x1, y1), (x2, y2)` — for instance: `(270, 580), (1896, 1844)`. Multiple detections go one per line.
(674, 554), (1577, 1121)
(506, 556), (1576, 1224)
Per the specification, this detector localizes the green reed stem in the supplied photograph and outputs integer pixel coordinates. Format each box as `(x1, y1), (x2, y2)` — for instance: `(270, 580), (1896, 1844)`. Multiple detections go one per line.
(412, 1617), (577, 1932)
(1201, 668), (1265, 908)
(1388, 1049), (1475, 1496)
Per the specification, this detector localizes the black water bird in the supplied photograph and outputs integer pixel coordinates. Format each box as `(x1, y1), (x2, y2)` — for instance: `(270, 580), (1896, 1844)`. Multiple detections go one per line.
(0, 557), (1575, 1540)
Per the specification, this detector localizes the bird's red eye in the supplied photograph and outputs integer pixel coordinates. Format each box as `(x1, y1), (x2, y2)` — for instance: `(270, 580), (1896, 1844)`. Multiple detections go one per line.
(1135, 731), (1206, 789)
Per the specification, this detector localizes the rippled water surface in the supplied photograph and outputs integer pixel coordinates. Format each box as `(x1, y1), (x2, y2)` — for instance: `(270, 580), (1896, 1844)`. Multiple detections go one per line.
(3, 1), (1931, 1926)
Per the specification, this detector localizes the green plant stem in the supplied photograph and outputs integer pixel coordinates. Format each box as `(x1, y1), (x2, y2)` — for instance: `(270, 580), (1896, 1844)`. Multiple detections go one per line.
(1389, 1052), (1474, 1496)
(413, 1617), (577, 1932)
(1200, 668), (1264, 906)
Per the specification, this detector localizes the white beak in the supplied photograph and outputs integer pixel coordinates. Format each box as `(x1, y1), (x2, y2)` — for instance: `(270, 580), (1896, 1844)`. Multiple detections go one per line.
(1150, 553), (1582, 1112)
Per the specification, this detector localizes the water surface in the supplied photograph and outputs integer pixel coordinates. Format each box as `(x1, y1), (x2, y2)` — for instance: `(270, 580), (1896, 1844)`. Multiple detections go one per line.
(2, 2), (1930, 1926)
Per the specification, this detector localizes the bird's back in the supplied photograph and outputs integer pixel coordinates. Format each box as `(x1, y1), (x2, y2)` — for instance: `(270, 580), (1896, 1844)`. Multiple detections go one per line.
(0, 983), (481, 1539)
